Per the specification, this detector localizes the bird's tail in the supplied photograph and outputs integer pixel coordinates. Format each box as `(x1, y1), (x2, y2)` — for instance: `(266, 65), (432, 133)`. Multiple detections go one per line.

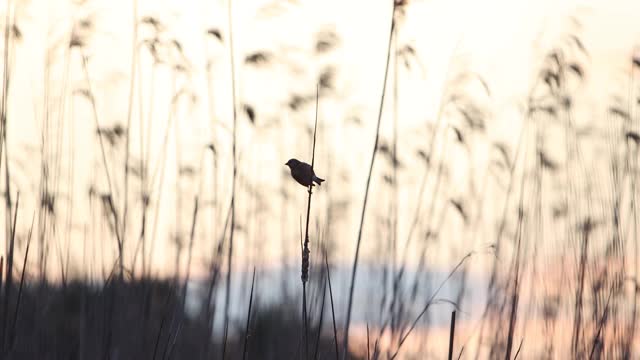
(313, 176), (325, 186)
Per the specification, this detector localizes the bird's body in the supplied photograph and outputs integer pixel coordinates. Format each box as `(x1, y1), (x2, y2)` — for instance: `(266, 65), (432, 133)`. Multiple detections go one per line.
(285, 158), (325, 187)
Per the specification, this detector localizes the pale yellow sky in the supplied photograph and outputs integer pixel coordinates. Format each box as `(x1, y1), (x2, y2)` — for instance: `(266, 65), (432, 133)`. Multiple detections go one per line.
(3, 0), (640, 280)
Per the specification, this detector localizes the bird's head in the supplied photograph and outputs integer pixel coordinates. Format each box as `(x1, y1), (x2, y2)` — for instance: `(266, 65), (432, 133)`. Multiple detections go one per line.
(285, 158), (298, 168)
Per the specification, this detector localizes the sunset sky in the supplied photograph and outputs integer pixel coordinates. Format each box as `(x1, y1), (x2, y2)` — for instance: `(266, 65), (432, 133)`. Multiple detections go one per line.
(2, 0), (639, 279)
(2, 0), (640, 358)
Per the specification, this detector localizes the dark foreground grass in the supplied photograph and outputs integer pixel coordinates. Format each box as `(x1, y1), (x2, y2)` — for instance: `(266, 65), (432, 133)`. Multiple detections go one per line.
(1, 279), (358, 360)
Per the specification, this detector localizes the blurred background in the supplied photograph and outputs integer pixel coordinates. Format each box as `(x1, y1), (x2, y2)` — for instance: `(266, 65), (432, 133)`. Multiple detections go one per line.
(0, 0), (640, 358)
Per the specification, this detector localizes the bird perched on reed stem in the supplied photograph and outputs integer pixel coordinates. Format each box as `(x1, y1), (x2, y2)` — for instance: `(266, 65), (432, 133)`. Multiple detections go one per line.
(285, 158), (325, 187)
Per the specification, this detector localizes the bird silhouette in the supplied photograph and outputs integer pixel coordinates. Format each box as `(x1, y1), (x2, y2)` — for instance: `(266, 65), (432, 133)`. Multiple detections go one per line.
(285, 158), (325, 187)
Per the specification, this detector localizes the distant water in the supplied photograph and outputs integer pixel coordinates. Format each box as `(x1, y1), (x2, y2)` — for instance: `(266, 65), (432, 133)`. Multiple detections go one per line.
(184, 263), (488, 334)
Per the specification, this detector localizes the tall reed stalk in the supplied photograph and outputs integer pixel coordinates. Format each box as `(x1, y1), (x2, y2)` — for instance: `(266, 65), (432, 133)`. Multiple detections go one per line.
(80, 53), (122, 278)
(300, 86), (320, 359)
(122, 0), (138, 278)
(222, 0), (238, 356)
(0, 0), (14, 275)
(342, 5), (395, 358)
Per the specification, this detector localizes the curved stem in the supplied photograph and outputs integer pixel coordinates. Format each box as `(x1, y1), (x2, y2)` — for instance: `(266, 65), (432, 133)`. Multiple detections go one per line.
(341, 8), (395, 359)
